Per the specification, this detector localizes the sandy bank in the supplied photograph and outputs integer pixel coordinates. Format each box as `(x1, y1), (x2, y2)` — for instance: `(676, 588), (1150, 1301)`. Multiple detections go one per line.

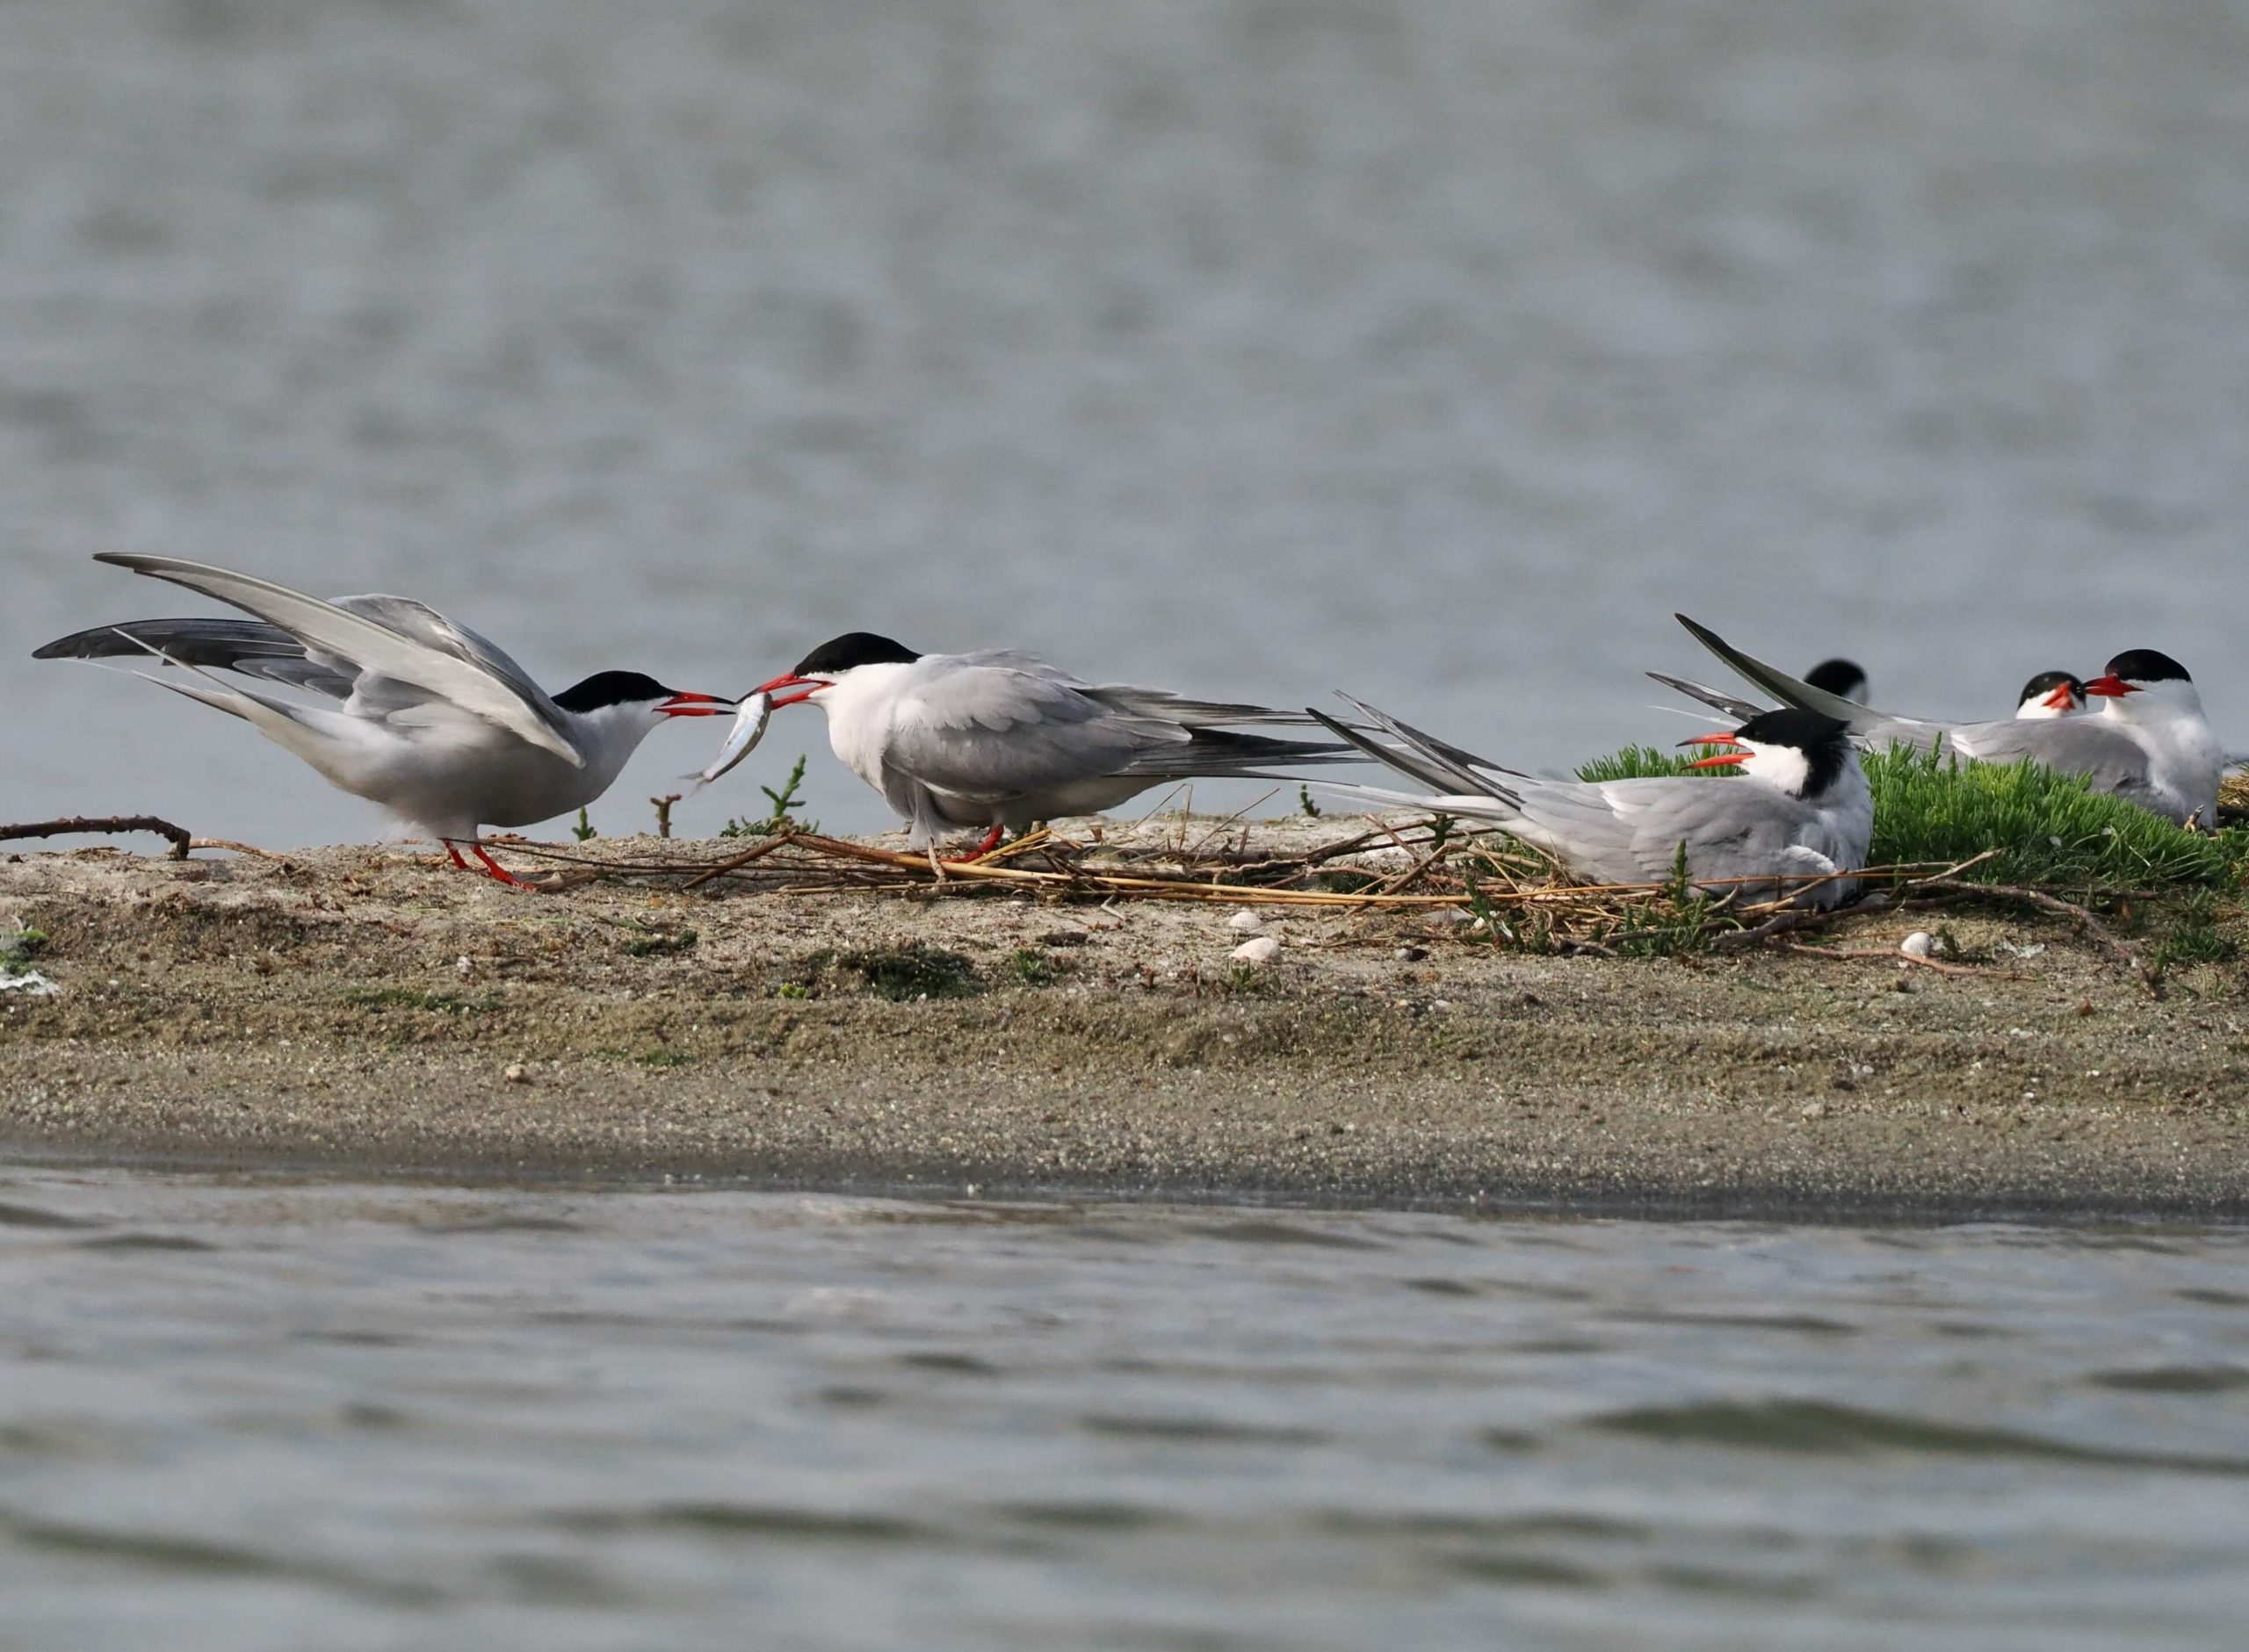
(3, 823), (2246, 1218)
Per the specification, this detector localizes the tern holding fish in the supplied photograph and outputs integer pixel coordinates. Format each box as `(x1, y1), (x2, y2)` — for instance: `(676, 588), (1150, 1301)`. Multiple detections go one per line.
(735, 632), (1361, 854)
(36, 555), (735, 884)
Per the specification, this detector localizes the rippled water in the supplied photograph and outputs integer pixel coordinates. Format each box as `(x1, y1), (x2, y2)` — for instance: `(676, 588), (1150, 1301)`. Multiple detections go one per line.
(4, 1165), (2248, 1648)
(6, 2), (2249, 845)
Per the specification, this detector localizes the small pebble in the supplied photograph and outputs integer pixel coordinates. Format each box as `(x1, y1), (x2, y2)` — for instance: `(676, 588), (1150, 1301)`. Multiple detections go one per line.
(1230, 935), (1280, 963)
(503, 1063), (529, 1085)
(1800, 1100), (1828, 1121)
(1394, 945), (1428, 962)
(1227, 910), (1263, 934)
(456, 955), (474, 977)
(1899, 931), (1935, 958)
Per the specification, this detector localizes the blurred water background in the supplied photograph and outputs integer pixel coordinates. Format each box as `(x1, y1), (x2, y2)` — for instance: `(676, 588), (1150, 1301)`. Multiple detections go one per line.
(4, 0), (2248, 843)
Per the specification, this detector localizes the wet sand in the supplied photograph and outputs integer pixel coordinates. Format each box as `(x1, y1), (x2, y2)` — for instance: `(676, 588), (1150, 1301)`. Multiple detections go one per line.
(4, 826), (2245, 1219)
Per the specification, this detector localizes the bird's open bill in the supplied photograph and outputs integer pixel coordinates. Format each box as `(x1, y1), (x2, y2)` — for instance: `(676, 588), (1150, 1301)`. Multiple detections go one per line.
(750, 673), (834, 710)
(1679, 732), (1751, 770)
(656, 691), (736, 718)
(2081, 675), (2137, 699)
(2043, 683), (2079, 710)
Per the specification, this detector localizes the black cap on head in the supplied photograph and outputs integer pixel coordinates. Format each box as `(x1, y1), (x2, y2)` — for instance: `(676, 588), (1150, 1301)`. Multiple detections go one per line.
(792, 632), (921, 676)
(2019, 669), (2084, 703)
(553, 669), (676, 712)
(1732, 707), (1854, 798)
(2102, 649), (2191, 686)
(1804, 658), (1868, 699)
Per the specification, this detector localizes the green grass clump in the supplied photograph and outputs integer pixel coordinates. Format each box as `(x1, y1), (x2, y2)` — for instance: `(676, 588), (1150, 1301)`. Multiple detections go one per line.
(1, 923), (49, 970)
(1003, 948), (1073, 987)
(619, 926), (698, 957)
(1572, 743), (2246, 891)
(1864, 748), (2241, 889)
(1574, 745), (1719, 783)
(838, 942), (983, 1001)
(720, 754), (820, 838)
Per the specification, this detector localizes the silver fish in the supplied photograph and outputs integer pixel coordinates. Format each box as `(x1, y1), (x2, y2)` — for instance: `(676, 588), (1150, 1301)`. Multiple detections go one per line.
(695, 689), (771, 787)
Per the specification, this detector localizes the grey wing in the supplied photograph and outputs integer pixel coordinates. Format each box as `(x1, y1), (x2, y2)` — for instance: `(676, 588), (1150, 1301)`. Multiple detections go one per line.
(329, 595), (563, 725)
(1508, 776), (1826, 887)
(1645, 671), (1770, 725)
(33, 617), (358, 697)
(880, 661), (1179, 801)
(85, 555), (579, 762)
(1946, 718), (2154, 793)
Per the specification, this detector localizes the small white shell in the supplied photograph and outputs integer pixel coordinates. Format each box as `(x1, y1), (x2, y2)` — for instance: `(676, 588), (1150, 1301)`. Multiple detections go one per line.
(1899, 931), (1935, 958)
(1227, 909), (1263, 933)
(1229, 935), (1280, 963)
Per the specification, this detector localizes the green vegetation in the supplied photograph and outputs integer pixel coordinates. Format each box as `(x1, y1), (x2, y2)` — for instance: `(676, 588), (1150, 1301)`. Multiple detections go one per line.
(1298, 786), (1323, 819)
(842, 942), (983, 1001)
(619, 926), (698, 957)
(571, 808), (597, 842)
(1574, 744), (2249, 891)
(772, 942), (984, 1001)
(1, 922), (49, 970)
(2147, 889), (2239, 976)
(1004, 947), (1071, 986)
(721, 755), (819, 838)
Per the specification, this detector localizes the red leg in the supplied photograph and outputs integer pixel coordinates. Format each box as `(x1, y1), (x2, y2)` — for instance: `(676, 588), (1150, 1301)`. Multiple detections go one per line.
(466, 842), (530, 887)
(443, 840), (472, 869)
(941, 824), (1006, 864)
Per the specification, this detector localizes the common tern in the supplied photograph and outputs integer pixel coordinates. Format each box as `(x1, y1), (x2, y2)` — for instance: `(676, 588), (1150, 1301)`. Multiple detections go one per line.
(36, 554), (733, 882)
(1661, 614), (2223, 827)
(1804, 659), (1869, 703)
(2014, 670), (2086, 719)
(1308, 696), (1870, 909)
(745, 632), (1358, 852)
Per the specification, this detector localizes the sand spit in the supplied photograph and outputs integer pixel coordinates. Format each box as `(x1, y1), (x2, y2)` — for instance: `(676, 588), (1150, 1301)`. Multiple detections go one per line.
(4, 821), (2246, 1219)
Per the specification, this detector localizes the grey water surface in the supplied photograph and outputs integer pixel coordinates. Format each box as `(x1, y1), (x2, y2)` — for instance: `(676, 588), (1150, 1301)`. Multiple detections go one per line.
(4, 1166), (2249, 1650)
(5, 0), (2249, 845)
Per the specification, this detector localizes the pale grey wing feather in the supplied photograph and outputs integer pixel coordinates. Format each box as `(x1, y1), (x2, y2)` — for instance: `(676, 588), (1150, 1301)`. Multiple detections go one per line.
(329, 595), (563, 726)
(879, 660), (1179, 801)
(33, 617), (358, 698)
(1674, 614), (1946, 751)
(1645, 671), (1769, 725)
(1307, 703), (1522, 804)
(1943, 718), (2157, 797)
(91, 554), (580, 765)
(1505, 776), (1822, 888)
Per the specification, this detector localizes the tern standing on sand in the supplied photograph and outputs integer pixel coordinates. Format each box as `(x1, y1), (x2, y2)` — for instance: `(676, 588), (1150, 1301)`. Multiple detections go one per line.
(744, 632), (1359, 854)
(36, 555), (734, 883)
(1308, 696), (1872, 909)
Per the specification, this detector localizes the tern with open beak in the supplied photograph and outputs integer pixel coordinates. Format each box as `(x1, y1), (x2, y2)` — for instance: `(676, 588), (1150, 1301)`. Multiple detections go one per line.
(1308, 696), (1871, 909)
(1655, 615), (2223, 827)
(35, 554), (734, 883)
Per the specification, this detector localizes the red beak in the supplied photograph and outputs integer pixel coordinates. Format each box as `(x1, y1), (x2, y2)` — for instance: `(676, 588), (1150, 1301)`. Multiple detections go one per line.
(2044, 684), (2078, 711)
(2081, 674), (2136, 699)
(1679, 732), (1751, 770)
(655, 691), (734, 718)
(752, 672), (833, 710)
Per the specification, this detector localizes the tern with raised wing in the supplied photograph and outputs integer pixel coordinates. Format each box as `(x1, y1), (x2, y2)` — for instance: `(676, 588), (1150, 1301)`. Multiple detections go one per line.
(1663, 615), (2223, 827)
(35, 554), (734, 883)
(1307, 696), (1871, 909)
(743, 632), (1358, 853)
